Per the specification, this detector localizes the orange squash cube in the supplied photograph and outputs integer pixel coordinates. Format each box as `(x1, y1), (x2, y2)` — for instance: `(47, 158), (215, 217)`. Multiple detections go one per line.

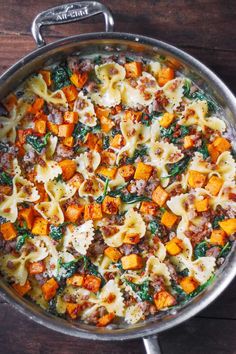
(158, 67), (175, 86)
(188, 170), (206, 188)
(134, 162), (153, 181)
(207, 143), (220, 163)
(97, 312), (115, 327)
(102, 196), (121, 215)
(97, 166), (117, 180)
(123, 110), (142, 123)
(118, 164), (135, 181)
(66, 303), (81, 319)
(123, 233), (140, 244)
(12, 280), (31, 297)
(104, 247), (122, 262)
(219, 218), (236, 235)
(47, 121), (59, 135)
(62, 136), (74, 147)
(83, 275), (101, 293)
(0, 222), (17, 241)
(65, 204), (84, 222)
(70, 71), (88, 89)
(95, 106), (111, 119)
(154, 290), (176, 310)
(66, 274), (84, 287)
(194, 198), (209, 212)
(39, 70), (52, 86)
(68, 173), (83, 190)
(41, 278), (59, 301)
(28, 98), (44, 114)
(124, 61), (142, 78)
(161, 211), (178, 228)
(121, 254), (143, 270)
(34, 119), (46, 134)
(165, 237), (183, 256)
(152, 185), (169, 207)
(58, 123), (75, 137)
(62, 85), (78, 102)
(58, 159), (77, 180)
(28, 261), (45, 275)
(64, 111), (79, 124)
(19, 207), (34, 230)
(212, 137), (231, 153)
(160, 113), (175, 128)
(100, 115), (115, 133)
(205, 176), (223, 196)
(32, 217), (48, 235)
(101, 151), (116, 166)
(84, 204), (103, 220)
(184, 136), (194, 149)
(210, 229), (227, 246)
(140, 201), (158, 216)
(180, 277), (199, 294)
(110, 134), (125, 149)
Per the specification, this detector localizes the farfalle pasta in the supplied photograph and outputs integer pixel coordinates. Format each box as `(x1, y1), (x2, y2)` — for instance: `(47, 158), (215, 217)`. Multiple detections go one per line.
(0, 54), (235, 327)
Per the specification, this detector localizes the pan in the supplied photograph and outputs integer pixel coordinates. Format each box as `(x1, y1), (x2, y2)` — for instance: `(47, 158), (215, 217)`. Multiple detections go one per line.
(0, 2), (235, 353)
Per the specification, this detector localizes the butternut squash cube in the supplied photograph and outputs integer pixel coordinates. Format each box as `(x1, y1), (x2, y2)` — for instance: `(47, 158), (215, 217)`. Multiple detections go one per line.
(68, 173), (83, 190)
(62, 136), (74, 147)
(65, 204), (84, 222)
(58, 159), (77, 180)
(134, 162), (153, 181)
(66, 274), (84, 287)
(66, 303), (81, 319)
(97, 312), (115, 327)
(207, 143), (220, 163)
(180, 277), (199, 294)
(140, 201), (158, 216)
(12, 280), (31, 297)
(152, 185), (169, 207)
(124, 110), (142, 123)
(165, 237), (183, 256)
(64, 111), (79, 124)
(28, 98), (44, 114)
(58, 123), (75, 137)
(83, 275), (101, 293)
(121, 254), (143, 270)
(104, 247), (122, 262)
(101, 151), (116, 166)
(32, 217), (48, 235)
(41, 278), (59, 301)
(188, 170), (206, 188)
(123, 233), (140, 244)
(118, 164), (135, 181)
(158, 67), (175, 86)
(124, 61), (142, 78)
(212, 137), (231, 153)
(28, 261), (45, 275)
(194, 198), (209, 212)
(39, 70), (52, 86)
(154, 290), (176, 310)
(0, 222), (17, 241)
(84, 203), (103, 220)
(210, 229), (227, 246)
(219, 218), (236, 235)
(95, 106), (111, 119)
(70, 71), (88, 89)
(160, 113), (175, 128)
(97, 166), (117, 180)
(184, 136), (194, 149)
(110, 134), (125, 149)
(34, 119), (46, 134)
(102, 196), (121, 215)
(205, 176), (223, 196)
(161, 211), (178, 228)
(47, 121), (59, 135)
(62, 85), (78, 102)
(99, 115), (115, 133)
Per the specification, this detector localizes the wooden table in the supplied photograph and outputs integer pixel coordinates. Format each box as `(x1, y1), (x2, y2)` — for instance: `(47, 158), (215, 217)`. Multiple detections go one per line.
(0, 1), (235, 353)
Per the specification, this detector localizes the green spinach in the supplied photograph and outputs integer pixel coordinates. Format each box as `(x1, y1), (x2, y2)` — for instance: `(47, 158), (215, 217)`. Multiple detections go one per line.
(0, 171), (12, 186)
(120, 194), (152, 204)
(194, 240), (208, 259)
(15, 223), (32, 251)
(103, 136), (110, 150)
(212, 215), (225, 229)
(126, 146), (148, 164)
(218, 242), (232, 259)
(150, 220), (160, 235)
(164, 156), (191, 178)
(52, 65), (71, 90)
(96, 178), (109, 204)
(26, 132), (51, 153)
(108, 183), (129, 197)
(57, 259), (78, 280)
(198, 140), (209, 159)
(125, 279), (152, 302)
(49, 224), (65, 241)
(0, 142), (9, 153)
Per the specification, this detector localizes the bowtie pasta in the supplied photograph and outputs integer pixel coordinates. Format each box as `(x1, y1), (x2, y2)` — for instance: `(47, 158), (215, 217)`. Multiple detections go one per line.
(0, 54), (235, 328)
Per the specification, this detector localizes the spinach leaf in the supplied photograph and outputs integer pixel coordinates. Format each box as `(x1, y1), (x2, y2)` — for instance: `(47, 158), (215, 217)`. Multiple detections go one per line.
(111, 127), (122, 137)
(188, 275), (215, 298)
(103, 136), (110, 150)
(0, 142), (9, 153)
(81, 255), (105, 285)
(164, 156), (191, 178)
(171, 281), (188, 301)
(108, 183), (129, 197)
(96, 178), (109, 204)
(125, 279), (152, 302)
(49, 224), (65, 241)
(191, 91), (216, 113)
(150, 220), (160, 235)
(160, 125), (175, 140)
(93, 56), (103, 65)
(198, 140), (209, 159)
(15, 223), (32, 251)
(52, 65), (71, 90)
(126, 146), (148, 164)
(57, 259), (77, 280)
(26, 132), (51, 153)
(160, 124), (189, 144)
(73, 122), (100, 143)
(218, 242), (232, 259)
(212, 215), (225, 229)
(183, 79), (192, 98)
(116, 261), (124, 272)
(194, 240), (208, 259)
(0, 171), (12, 186)
(120, 194), (152, 204)
(178, 268), (189, 277)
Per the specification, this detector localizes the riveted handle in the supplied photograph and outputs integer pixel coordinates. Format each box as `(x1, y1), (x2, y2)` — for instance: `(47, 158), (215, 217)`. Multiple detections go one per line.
(143, 335), (162, 354)
(31, 1), (114, 47)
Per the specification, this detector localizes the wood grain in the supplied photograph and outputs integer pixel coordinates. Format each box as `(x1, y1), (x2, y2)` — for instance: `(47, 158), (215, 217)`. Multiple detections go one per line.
(0, 1), (236, 353)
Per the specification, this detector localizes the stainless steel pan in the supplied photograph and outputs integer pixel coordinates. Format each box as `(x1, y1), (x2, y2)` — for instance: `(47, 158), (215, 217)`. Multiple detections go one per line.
(0, 2), (236, 353)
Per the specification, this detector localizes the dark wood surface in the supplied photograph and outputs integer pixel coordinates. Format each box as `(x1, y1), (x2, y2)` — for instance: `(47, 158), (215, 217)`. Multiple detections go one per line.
(0, 1), (236, 353)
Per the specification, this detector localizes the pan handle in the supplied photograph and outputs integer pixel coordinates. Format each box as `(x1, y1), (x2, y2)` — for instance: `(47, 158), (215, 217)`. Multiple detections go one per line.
(143, 335), (162, 354)
(31, 1), (114, 47)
